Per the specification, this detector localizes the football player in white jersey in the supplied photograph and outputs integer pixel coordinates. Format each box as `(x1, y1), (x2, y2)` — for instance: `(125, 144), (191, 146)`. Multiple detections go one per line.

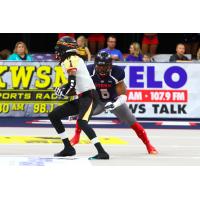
(48, 36), (109, 160)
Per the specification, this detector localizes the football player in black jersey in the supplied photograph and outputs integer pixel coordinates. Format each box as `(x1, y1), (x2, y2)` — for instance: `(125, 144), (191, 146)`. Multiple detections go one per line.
(70, 51), (158, 154)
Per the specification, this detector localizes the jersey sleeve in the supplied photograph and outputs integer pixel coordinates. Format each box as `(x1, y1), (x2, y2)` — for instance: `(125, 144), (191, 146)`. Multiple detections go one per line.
(112, 66), (125, 83)
(117, 68), (125, 82)
(63, 56), (80, 72)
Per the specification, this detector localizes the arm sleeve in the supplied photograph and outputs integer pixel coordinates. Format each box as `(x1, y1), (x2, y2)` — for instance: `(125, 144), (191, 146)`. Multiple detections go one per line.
(60, 75), (76, 95)
(116, 67), (125, 82)
(118, 71), (125, 82)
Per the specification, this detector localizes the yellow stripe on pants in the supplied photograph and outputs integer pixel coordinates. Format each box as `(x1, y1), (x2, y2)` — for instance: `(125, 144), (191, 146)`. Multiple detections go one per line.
(82, 101), (93, 121)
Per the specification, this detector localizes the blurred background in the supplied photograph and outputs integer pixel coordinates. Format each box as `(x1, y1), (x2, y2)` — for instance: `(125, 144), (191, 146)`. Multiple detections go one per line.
(0, 33), (193, 53)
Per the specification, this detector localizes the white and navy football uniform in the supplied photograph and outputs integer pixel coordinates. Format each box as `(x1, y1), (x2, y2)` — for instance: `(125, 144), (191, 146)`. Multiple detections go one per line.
(87, 64), (125, 102)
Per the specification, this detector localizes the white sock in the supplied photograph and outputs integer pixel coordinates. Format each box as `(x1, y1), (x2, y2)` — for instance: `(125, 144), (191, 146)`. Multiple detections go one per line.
(91, 137), (99, 145)
(59, 131), (68, 140)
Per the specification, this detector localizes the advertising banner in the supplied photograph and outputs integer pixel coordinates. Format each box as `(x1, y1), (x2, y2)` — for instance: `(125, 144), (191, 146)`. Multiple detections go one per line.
(99, 62), (199, 119)
(0, 61), (73, 117)
(0, 61), (200, 119)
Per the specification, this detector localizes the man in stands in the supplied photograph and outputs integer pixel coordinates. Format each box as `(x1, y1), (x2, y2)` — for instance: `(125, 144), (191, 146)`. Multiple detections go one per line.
(169, 43), (190, 62)
(101, 35), (123, 61)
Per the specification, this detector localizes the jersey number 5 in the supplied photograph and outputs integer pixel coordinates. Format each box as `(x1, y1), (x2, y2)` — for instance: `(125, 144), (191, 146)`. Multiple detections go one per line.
(100, 89), (110, 99)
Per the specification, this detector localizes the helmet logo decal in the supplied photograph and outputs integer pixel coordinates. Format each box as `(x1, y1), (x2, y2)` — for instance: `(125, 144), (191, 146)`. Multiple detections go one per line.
(56, 41), (76, 48)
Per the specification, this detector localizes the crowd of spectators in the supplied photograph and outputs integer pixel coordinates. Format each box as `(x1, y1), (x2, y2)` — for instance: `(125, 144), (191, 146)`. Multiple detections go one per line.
(0, 34), (200, 62)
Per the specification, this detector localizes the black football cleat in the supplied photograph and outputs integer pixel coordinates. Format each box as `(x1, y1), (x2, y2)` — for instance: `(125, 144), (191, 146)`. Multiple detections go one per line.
(54, 147), (76, 157)
(88, 152), (110, 160)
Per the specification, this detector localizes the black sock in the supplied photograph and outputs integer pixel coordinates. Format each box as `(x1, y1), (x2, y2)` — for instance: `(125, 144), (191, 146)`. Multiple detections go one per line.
(62, 138), (73, 149)
(94, 142), (106, 154)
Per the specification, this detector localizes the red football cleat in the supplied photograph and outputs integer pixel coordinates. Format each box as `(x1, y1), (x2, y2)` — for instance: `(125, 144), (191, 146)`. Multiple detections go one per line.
(146, 144), (158, 155)
(70, 119), (82, 146)
(70, 135), (80, 146)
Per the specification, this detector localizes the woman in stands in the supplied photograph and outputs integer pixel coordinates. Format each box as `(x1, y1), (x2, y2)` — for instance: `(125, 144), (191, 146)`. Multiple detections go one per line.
(7, 41), (32, 61)
(126, 42), (143, 62)
(76, 36), (91, 61)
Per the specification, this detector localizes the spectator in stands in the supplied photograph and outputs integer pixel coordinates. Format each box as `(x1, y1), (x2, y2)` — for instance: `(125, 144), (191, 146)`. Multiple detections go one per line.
(197, 47), (200, 60)
(126, 42), (143, 62)
(142, 33), (159, 56)
(0, 49), (11, 60)
(88, 34), (105, 55)
(142, 53), (151, 62)
(76, 36), (91, 61)
(7, 42), (32, 61)
(182, 33), (200, 59)
(101, 35), (123, 61)
(169, 43), (189, 62)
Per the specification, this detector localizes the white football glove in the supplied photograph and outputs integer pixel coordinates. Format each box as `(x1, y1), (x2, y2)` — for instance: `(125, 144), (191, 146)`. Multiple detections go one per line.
(104, 102), (116, 112)
(104, 95), (127, 112)
(54, 87), (65, 98)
